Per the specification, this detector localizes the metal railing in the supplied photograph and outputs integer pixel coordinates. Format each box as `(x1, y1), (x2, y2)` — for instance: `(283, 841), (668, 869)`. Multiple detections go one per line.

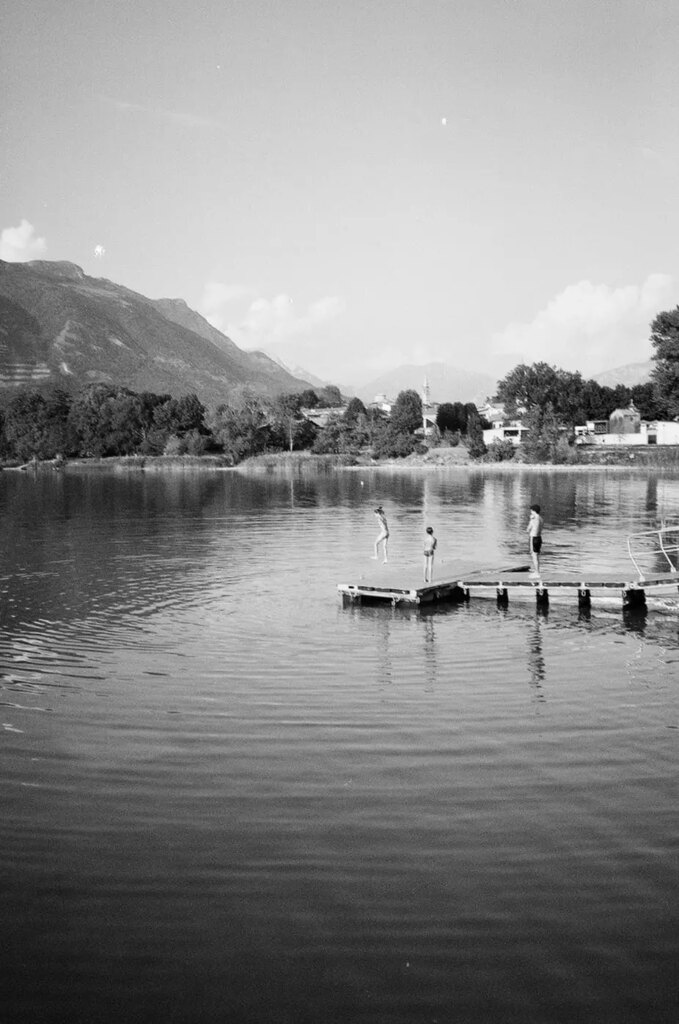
(627, 521), (679, 580)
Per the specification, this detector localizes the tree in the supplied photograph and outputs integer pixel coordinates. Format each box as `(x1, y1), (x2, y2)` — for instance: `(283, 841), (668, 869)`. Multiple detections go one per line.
(372, 428), (420, 459)
(343, 397), (367, 422)
(436, 402), (466, 434)
(153, 394), (206, 436)
(270, 393), (304, 451)
(553, 369), (587, 428)
(390, 389), (422, 434)
(318, 384), (342, 407)
(68, 383), (121, 456)
(651, 306), (679, 417)
(311, 416), (362, 455)
(136, 392), (172, 454)
(465, 404), (486, 458)
(496, 363), (607, 434)
(4, 391), (50, 460)
(496, 363), (562, 413)
(102, 391), (156, 454)
(207, 395), (271, 463)
(579, 379), (609, 420)
(298, 389), (320, 408)
(522, 404), (570, 463)
(631, 382), (667, 420)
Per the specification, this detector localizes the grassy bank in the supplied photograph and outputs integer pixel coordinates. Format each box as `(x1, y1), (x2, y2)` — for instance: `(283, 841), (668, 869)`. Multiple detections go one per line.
(3, 454), (233, 472)
(6, 444), (679, 474)
(573, 445), (679, 467)
(236, 451), (360, 473)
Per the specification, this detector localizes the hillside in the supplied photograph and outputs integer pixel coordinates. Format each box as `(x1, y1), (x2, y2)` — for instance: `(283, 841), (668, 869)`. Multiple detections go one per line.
(592, 360), (653, 388)
(0, 260), (312, 406)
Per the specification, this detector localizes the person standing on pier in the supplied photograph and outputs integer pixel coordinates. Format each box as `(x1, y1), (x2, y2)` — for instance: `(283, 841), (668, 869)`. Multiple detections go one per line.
(423, 526), (437, 583)
(527, 503), (544, 577)
(373, 506), (389, 562)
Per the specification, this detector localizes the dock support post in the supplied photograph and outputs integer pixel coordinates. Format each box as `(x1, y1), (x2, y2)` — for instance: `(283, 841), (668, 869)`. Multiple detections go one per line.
(623, 587), (646, 610)
(496, 586), (508, 607)
(536, 587), (549, 607)
(578, 588), (591, 609)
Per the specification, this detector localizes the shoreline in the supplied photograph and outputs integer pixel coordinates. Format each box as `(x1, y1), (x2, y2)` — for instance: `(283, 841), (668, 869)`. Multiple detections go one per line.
(2, 454), (234, 472)
(5, 446), (679, 475)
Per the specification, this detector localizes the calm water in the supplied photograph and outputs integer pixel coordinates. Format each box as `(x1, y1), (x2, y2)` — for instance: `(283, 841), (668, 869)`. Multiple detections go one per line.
(1, 465), (678, 1023)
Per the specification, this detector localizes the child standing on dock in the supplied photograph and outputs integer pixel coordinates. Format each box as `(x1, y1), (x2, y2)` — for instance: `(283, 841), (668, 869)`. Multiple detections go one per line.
(373, 506), (389, 562)
(424, 526), (437, 582)
(527, 504), (543, 577)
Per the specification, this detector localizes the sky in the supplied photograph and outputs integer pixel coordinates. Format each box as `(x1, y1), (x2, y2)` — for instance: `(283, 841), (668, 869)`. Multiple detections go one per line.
(2, 0), (679, 388)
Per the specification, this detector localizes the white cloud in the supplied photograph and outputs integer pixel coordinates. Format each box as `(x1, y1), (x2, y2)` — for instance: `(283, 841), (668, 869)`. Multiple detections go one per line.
(200, 281), (345, 351)
(100, 96), (220, 129)
(0, 219), (47, 262)
(491, 274), (676, 376)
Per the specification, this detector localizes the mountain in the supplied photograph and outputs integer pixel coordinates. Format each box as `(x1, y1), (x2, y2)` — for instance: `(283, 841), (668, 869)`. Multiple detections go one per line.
(354, 362), (496, 406)
(259, 349), (356, 398)
(257, 350), (328, 391)
(593, 360), (653, 388)
(0, 260), (313, 406)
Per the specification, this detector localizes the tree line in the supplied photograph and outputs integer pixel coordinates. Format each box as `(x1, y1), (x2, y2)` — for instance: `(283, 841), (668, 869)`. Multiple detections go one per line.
(0, 380), (489, 465)
(3, 302), (678, 465)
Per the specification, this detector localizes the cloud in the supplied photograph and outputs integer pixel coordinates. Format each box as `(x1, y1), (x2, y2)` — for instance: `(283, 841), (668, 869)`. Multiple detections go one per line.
(491, 274), (676, 376)
(200, 281), (345, 351)
(100, 96), (220, 129)
(0, 219), (47, 262)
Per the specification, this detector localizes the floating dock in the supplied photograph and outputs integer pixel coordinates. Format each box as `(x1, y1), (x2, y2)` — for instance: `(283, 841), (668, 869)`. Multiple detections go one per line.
(338, 569), (679, 610)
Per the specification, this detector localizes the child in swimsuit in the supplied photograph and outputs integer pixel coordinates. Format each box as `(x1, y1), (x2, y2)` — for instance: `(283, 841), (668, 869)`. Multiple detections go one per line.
(527, 503), (543, 577)
(373, 506), (389, 562)
(424, 526), (437, 583)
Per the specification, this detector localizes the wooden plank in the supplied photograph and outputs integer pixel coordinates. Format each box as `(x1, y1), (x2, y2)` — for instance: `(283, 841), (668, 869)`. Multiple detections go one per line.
(338, 569), (679, 606)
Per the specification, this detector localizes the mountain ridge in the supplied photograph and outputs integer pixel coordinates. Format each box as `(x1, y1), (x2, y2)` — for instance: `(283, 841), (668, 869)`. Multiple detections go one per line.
(0, 260), (312, 406)
(353, 362), (496, 406)
(592, 359), (653, 387)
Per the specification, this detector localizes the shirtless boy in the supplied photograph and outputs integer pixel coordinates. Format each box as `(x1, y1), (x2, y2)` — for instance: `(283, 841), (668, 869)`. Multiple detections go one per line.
(526, 503), (543, 577)
(423, 526), (437, 583)
(373, 506), (389, 562)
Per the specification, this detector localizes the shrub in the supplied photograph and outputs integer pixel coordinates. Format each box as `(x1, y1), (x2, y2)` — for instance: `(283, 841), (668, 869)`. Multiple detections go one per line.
(372, 429), (419, 459)
(163, 434), (185, 456)
(485, 439), (516, 462)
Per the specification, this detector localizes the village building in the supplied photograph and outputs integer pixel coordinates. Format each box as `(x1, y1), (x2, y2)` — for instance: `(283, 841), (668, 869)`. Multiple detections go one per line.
(300, 405), (346, 428)
(368, 393), (392, 415)
(480, 401), (529, 447)
(482, 418), (530, 446)
(573, 402), (679, 447)
(421, 378), (438, 437)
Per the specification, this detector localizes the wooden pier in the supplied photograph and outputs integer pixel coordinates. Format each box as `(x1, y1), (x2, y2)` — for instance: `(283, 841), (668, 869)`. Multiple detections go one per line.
(338, 569), (679, 610)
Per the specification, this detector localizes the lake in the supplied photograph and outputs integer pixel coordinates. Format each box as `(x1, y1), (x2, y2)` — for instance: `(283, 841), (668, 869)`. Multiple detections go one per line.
(1, 464), (678, 1023)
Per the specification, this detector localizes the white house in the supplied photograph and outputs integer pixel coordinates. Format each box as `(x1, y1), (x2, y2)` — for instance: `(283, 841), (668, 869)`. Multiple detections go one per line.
(368, 393), (392, 415)
(575, 402), (679, 446)
(482, 420), (530, 446)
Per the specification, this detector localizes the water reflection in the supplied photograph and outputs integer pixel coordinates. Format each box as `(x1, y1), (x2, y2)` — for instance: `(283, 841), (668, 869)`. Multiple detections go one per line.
(622, 604), (648, 636)
(527, 615), (546, 703)
(420, 610), (438, 693)
(3, 466), (679, 1024)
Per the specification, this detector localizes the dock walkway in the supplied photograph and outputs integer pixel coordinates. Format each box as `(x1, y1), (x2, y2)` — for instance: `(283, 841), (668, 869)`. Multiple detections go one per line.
(338, 569), (679, 610)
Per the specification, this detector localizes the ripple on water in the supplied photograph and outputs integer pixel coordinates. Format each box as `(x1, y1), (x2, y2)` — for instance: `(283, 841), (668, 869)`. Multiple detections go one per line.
(2, 468), (679, 1024)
